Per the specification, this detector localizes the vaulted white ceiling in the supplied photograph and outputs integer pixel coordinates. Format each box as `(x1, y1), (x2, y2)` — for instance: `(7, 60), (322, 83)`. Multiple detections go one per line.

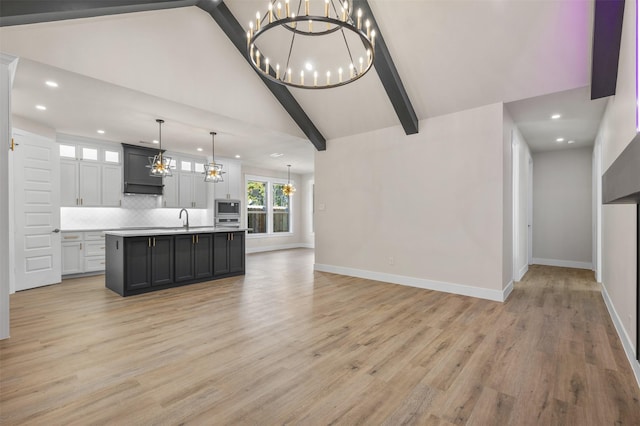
(0, 0), (601, 172)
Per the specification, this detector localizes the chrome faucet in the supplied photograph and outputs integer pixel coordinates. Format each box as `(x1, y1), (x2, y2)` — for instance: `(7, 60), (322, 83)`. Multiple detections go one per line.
(179, 208), (189, 229)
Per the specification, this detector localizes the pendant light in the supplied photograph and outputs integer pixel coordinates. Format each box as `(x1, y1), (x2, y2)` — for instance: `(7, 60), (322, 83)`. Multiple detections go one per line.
(148, 119), (173, 177)
(204, 131), (225, 183)
(283, 164), (296, 196)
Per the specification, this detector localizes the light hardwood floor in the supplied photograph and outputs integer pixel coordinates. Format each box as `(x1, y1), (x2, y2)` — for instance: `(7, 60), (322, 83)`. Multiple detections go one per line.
(1, 249), (639, 425)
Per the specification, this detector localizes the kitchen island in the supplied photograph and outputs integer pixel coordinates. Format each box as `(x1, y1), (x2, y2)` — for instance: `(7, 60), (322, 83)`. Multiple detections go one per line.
(105, 227), (246, 296)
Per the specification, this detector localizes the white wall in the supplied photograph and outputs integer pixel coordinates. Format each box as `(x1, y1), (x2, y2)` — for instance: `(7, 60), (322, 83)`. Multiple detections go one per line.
(531, 148), (592, 269)
(0, 54), (18, 339)
(300, 173), (314, 248)
(315, 103), (511, 302)
(596, 0), (639, 381)
(242, 165), (308, 253)
(502, 107), (513, 290)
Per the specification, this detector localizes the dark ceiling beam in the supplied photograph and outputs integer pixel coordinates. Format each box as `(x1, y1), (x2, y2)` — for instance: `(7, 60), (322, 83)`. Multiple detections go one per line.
(197, 0), (326, 151)
(0, 0), (197, 27)
(590, 0), (625, 99)
(352, 0), (418, 135)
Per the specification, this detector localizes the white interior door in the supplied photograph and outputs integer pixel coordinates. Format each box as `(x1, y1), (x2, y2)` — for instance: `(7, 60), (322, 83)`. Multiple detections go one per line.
(13, 130), (61, 291)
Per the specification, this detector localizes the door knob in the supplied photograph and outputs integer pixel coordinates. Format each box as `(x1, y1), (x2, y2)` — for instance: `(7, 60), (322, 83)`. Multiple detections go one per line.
(52, 228), (60, 233)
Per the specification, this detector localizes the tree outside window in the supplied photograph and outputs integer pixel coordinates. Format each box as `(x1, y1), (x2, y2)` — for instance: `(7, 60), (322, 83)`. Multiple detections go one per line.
(247, 180), (267, 233)
(273, 183), (290, 233)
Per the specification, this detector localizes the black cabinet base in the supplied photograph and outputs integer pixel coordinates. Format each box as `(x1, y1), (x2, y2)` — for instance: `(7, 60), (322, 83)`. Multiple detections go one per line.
(108, 270), (245, 297)
(106, 233), (245, 297)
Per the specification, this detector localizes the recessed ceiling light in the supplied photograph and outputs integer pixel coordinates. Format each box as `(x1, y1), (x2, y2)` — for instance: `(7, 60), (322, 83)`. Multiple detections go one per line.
(235, 154), (241, 159)
(270, 153), (284, 158)
(305, 62), (313, 71)
(556, 138), (564, 142)
(152, 140), (159, 144)
(568, 140), (575, 144)
(35, 105), (47, 111)
(551, 114), (561, 120)
(45, 81), (59, 88)
(197, 148), (203, 152)
(97, 129), (105, 134)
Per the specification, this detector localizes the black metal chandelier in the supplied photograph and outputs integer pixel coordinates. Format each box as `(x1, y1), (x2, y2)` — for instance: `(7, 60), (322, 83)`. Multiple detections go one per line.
(247, 0), (376, 89)
(204, 131), (225, 183)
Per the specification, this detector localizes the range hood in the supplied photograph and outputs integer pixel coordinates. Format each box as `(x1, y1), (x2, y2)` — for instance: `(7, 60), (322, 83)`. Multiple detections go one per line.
(122, 143), (164, 195)
(602, 133), (640, 204)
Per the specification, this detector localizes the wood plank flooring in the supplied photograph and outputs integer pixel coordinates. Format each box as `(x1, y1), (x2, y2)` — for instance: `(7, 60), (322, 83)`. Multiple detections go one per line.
(1, 249), (638, 425)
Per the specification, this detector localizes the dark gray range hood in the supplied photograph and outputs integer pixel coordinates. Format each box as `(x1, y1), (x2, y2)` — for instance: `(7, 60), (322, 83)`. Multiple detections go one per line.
(122, 143), (164, 195)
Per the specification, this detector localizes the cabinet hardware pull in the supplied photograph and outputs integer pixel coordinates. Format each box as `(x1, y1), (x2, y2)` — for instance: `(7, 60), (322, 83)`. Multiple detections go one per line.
(231, 233), (234, 241)
(148, 238), (151, 247)
(153, 237), (156, 247)
(81, 198), (83, 205)
(80, 243), (82, 250)
(192, 235), (195, 244)
(196, 235), (199, 243)
(76, 198), (79, 205)
(119, 200), (122, 207)
(100, 247), (105, 250)
(64, 236), (79, 239)
(100, 262), (105, 265)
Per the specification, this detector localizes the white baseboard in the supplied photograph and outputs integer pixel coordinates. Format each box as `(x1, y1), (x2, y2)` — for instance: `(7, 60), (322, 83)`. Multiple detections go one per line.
(313, 263), (510, 302)
(246, 243), (313, 254)
(532, 258), (593, 270)
(600, 283), (640, 388)
(503, 280), (514, 301)
(516, 264), (529, 281)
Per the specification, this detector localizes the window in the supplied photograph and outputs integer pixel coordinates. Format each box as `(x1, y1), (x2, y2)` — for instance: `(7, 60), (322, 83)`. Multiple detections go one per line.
(104, 150), (120, 163)
(246, 176), (293, 235)
(180, 160), (192, 172)
(247, 180), (267, 234)
(272, 183), (290, 233)
(194, 162), (205, 173)
(59, 144), (76, 159)
(81, 147), (98, 161)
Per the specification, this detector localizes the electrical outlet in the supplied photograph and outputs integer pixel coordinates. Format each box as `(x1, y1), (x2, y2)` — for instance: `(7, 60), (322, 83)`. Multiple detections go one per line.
(388, 256), (394, 265)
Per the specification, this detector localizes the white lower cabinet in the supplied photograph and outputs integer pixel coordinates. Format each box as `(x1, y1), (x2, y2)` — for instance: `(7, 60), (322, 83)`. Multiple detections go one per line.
(61, 231), (106, 276)
(62, 241), (83, 275)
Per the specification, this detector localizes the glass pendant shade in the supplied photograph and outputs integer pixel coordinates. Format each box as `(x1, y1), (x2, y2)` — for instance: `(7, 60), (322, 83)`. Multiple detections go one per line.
(204, 131), (225, 183)
(283, 164), (296, 196)
(148, 119), (172, 177)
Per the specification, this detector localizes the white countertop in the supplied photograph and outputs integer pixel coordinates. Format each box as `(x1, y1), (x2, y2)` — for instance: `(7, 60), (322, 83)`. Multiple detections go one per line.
(104, 227), (248, 237)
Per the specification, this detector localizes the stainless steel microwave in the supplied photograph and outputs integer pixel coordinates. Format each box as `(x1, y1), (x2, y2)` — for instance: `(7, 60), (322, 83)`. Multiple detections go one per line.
(215, 199), (241, 217)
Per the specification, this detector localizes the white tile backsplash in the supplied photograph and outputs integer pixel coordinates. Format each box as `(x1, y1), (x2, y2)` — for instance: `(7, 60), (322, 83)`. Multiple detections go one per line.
(61, 195), (213, 230)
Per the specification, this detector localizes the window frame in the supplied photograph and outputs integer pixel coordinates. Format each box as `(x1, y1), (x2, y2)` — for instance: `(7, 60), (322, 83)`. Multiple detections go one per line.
(245, 174), (294, 237)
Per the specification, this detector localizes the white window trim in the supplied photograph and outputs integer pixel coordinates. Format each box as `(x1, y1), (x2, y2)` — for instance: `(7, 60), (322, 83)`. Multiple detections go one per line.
(245, 174), (294, 236)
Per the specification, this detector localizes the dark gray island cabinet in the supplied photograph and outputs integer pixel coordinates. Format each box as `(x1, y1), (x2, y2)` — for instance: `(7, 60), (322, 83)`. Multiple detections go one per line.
(105, 228), (245, 296)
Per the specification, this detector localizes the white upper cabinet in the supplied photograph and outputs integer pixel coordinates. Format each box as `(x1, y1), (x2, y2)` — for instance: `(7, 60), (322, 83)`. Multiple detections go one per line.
(78, 162), (101, 206)
(58, 135), (122, 207)
(102, 164), (122, 207)
(213, 159), (241, 200)
(162, 152), (209, 209)
(60, 160), (79, 207)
